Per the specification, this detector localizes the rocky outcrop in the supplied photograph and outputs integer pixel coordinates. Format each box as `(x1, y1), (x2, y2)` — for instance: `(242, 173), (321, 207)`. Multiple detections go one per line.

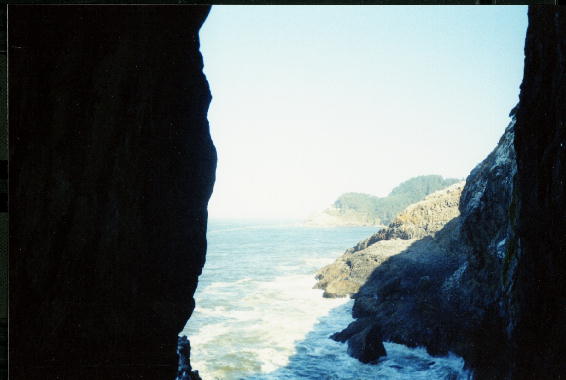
(9, 6), (215, 379)
(316, 238), (416, 298)
(347, 182), (464, 253)
(315, 182), (464, 298)
(434, 118), (517, 376)
(331, 320), (386, 364)
(177, 336), (203, 380)
(320, 120), (517, 368)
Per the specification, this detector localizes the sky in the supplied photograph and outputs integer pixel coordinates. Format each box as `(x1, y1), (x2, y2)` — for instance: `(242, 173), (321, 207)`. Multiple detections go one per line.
(200, 5), (528, 220)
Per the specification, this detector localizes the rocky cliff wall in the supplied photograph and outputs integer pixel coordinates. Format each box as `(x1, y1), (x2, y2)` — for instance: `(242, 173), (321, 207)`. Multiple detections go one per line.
(317, 7), (566, 378)
(439, 119), (517, 378)
(317, 118), (518, 376)
(507, 6), (566, 379)
(449, 9), (566, 377)
(9, 6), (215, 379)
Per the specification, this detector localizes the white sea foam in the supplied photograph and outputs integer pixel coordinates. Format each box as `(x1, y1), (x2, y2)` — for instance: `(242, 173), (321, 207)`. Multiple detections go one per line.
(181, 220), (470, 380)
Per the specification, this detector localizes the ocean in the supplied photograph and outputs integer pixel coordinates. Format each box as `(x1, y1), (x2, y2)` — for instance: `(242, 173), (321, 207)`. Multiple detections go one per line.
(180, 219), (470, 380)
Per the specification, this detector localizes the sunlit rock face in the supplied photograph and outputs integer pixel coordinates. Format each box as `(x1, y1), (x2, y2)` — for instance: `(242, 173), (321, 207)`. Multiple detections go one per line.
(9, 6), (215, 379)
(315, 182), (464, 298)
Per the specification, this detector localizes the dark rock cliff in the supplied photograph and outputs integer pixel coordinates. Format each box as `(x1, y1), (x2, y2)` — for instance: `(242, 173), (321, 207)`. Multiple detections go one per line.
(449, 7), (566, 378)
(507, 6), (566, 380)
(453, 8), (566, 378)
(319, 122), (516, 363)
(9, 6), (215, 379)
(319, 107), (517, 378)
(319, 6), (566, 379)
(439, 119), (517, 377)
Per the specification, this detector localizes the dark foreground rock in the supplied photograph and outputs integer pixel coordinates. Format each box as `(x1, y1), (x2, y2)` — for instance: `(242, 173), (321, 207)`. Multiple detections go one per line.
(346, 324), (387, 364)
(177, 336), (203, 380)
(507, 7), (566, 379)
(331, 319), (386, 364)
(9, 6), (215, 379)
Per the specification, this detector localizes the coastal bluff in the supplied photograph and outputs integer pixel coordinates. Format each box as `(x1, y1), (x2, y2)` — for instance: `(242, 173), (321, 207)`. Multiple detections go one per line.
(305, 175), (459, 227)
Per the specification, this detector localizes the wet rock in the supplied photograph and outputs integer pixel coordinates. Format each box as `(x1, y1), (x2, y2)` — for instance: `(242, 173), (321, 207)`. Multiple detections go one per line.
(177, 336), (202, 380)
(345, 324), (387, 364)
(330, 318), (372, 343)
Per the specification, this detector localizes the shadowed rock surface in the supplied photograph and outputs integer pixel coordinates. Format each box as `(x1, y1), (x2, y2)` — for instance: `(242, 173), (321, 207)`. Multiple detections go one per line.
(507, 7), (566, 379)
(9, 6), (215, 379)
(177, 336), (203, 380)
(322, 116), (516, 370)
(345, 324), (387, 364)
(321, 7), (566, 378)
(315, 182), (464, 298)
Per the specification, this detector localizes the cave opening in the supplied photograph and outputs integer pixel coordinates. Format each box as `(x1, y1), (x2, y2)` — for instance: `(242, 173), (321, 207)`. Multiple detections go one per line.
(12, 4), (564, 380)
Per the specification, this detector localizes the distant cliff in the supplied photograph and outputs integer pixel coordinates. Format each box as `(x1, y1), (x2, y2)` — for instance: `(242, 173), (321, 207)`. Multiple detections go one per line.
(305, 175), (460, 227)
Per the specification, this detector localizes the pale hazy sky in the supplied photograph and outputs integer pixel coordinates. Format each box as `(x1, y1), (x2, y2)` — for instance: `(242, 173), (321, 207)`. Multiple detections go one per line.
(201, 5), (528, 220)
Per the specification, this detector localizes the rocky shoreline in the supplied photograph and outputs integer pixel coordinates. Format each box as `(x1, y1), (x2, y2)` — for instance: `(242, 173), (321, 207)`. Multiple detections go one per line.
(316, 120), (517, 375)
(315, 182), (464, 299)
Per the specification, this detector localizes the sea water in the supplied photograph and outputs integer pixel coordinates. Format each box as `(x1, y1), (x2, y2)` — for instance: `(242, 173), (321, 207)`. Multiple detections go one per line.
(180, 219), (471, 380)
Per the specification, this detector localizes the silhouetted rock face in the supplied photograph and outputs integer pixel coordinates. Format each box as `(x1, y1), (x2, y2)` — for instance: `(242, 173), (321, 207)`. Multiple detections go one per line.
(508, 7), (566, 380)
(9, 6), (214, 379)
(178, 336), (203, 380)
